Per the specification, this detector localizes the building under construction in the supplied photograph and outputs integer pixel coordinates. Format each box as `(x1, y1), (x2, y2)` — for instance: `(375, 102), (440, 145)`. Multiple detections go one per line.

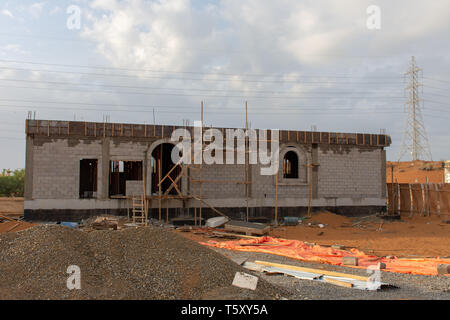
(23, 119), (391, 222)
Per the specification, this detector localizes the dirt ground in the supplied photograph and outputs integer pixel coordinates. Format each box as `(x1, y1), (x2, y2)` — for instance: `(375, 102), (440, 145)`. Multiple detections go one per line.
(386, 160), (445, 184)
(0, 220), (35, 233)
(0, 197), (24, 217)
(1, 197), (448, 258)
(179, 211), (450, 258)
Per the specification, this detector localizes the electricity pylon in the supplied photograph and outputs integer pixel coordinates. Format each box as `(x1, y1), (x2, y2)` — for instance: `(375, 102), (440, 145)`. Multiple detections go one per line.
(398, 56), (432, 161)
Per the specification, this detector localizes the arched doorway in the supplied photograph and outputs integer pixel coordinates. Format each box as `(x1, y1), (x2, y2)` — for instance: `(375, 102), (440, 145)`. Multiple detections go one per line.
(151, 143), (181, 195)
(283, 151), (299, 179)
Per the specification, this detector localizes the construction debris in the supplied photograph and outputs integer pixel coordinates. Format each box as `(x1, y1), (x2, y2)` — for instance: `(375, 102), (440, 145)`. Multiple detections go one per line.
(343, 257), (359, 266)
(248, 260), (394, 291)
(205, 216), (229, 228)
(437, 264), (450, 275)
(92, 217), (118, 230)
(377, 262), (387, 270)
(232, 272), (258, 291)
(60, 222), (79, 229)
(224, 220), (270, 236)
(283, 217), (301, 226)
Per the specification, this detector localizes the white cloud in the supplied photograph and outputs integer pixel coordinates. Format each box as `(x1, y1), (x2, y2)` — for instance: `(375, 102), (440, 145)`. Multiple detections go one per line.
(0, 44), (28, 56)
(1, 9), (14, 19)
(1, 0), (449, 162)
(29, 2), (46, 19)
(49, 6), (61, 16)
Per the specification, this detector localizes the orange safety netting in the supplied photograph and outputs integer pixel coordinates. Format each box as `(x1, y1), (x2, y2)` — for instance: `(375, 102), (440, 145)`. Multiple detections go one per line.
(201, 236), (450, 276)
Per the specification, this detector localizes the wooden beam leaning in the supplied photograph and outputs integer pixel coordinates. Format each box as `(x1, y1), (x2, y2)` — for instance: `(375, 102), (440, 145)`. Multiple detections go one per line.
(191, 195), (229, 219)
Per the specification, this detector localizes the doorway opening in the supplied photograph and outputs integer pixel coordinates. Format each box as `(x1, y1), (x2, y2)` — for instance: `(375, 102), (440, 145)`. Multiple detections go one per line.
(79, 159), (97, 198)
(151, 143), (181, 195)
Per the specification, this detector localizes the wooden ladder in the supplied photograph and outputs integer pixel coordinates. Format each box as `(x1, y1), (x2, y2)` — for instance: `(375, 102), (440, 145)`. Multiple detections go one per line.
(132, 195), (147, 226)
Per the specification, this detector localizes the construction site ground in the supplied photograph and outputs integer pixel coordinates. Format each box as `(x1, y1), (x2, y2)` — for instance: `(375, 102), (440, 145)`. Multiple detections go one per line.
(210, 248), (450, 300)
(1, 198), (449, 299)
(2, 199), (448, 258)
(180, 211), (450, 258)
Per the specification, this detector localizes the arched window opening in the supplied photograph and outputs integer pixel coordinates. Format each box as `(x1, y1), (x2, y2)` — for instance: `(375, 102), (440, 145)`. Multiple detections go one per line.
(151, 143), (181, 195)
(283, 151), (299, 179)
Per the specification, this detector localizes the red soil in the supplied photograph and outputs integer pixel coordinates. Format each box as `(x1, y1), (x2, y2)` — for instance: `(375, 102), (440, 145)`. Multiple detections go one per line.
(387, 160), (445, 184)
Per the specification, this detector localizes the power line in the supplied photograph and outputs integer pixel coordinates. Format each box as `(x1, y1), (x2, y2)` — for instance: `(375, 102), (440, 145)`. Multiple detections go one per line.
(0, 77), (406, 96)
(0, 58), (405, 79)
(2, 103), (447, 116)
(0, 84), (406, 100)
(423, 76), (450, 84)
(0, 66), (405, 85)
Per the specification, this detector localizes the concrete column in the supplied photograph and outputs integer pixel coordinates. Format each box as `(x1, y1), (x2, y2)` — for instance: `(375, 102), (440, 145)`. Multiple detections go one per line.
(101, 138), (110, 199)
(312, 144), (319, 199)
(380, 148), (387, 197)
(24, 136), (34, 200)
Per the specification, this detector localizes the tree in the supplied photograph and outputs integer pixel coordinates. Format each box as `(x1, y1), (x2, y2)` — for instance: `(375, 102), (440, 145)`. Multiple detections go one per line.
(0, 168), (25, 197)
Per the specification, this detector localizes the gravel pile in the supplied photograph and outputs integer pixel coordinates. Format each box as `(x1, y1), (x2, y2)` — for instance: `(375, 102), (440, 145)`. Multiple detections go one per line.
(0, 225), (289, 300)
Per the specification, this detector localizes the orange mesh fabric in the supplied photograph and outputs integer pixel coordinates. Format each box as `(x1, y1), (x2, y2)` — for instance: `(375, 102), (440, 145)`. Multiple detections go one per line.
(201, 236), (450, 276)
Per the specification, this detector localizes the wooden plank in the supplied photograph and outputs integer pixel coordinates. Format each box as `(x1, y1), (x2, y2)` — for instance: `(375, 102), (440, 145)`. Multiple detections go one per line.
(191, 195), (228, 218)
(421, 184), (426, 216)
(254, 260), (370, 282)
(325, 278), (353, 288)
(409, 184), (414, 217)
(275, 170), (278, 225)
(6, 222), (20, 232)
(436, 184), (441, 216)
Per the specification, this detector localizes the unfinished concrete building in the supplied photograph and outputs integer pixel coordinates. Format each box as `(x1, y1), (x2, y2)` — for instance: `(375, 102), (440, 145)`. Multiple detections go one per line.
(24, 119), (391, 222)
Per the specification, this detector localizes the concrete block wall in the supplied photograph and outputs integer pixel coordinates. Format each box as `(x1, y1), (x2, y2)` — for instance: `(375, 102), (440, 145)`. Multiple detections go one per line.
(25, 134), (387, 218)
(32, 139), (103, 199)
(317, 145), (383, 198)
(126, 181), (145, 196)
(190, 163), (246, 199)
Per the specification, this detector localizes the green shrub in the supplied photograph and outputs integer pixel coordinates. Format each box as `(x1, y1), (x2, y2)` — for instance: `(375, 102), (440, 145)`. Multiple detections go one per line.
(0, 169), (25, 197)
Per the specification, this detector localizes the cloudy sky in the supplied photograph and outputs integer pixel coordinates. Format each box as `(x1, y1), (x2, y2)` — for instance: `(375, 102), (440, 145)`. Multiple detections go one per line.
(0, 0), (449, 169)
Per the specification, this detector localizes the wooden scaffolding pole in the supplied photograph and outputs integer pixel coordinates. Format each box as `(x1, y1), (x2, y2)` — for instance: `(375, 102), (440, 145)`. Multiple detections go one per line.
(245, 101), (249, 222)
(199, 101), (204, 226)
(158, 158), (162, 223)
(275, 169), (278, 225)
